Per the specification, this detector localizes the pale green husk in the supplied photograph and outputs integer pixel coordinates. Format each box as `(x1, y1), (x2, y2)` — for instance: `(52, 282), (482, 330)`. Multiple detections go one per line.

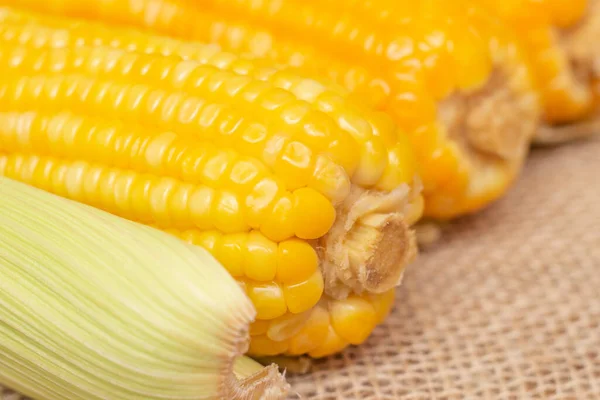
(0, 178), (289, 400)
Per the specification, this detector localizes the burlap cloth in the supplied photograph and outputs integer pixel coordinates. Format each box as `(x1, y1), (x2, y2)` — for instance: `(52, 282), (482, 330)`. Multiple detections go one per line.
(2, 136), (599, 399)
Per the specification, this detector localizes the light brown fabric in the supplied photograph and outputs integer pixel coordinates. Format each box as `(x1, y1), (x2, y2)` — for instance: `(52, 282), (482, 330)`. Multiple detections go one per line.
(3, 136), (600, 399)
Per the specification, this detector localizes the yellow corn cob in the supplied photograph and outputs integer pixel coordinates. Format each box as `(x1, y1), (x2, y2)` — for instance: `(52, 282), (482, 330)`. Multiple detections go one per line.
(0, 1), (540, 219)
(561, 0), (600, 110)
(477, 0), (594, 126)
(0, 14), (421, 358)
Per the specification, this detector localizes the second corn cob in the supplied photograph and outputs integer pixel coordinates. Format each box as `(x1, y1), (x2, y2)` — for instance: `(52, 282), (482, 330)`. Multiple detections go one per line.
(0, 8), (422, 358)
(560, 0), (600, 116)
(480, 0), (600, 146)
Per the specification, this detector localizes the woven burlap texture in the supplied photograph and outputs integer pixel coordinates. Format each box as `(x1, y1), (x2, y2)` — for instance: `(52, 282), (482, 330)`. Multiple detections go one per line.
(2, 136), (599, 399)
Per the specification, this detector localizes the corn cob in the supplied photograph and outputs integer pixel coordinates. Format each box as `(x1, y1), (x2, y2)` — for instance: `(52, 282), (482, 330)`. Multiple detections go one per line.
(561, 0), (600, 107)
(0, 0), (540, 219)
(0, 12), (421, 358)
(478, 0), (595, 129)
(0, 177), (290, 399)
(341, 0), (600, 141)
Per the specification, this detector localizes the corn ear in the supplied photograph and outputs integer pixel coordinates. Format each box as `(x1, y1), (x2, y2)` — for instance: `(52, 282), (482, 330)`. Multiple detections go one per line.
(0, 177), (289, 400)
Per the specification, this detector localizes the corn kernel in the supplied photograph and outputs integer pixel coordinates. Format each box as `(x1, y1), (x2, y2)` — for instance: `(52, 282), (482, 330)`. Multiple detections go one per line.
(267, 311), (311, 342)
(283, 270), (324, 314)
(329, 296), (378, 345)
(213, 232), (247, 278)
(248, 335), (289, 356)
(243, 231), (278, 282)
(275, 239), (319, 284)
(291, 187), (336, 239)
(287, 306), (330, 356)
(308, 325), (349, 359)
(247, 281), (288, 320)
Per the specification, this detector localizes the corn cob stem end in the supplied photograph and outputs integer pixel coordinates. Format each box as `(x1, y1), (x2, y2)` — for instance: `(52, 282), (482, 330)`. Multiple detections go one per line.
(319, 185), (417, 299)
(440, 67), (538, 162)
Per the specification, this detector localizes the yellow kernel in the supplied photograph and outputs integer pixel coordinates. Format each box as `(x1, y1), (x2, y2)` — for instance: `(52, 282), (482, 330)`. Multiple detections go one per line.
(149, 177), (180, 228)
(248, 335), (289, 356)
(188, 186), (215, 230)
(386, 73), (437, 130)
(200, 148), (237, 188)
(144, 131), (178, 171)
(365, 109), (396, 146)
(369, 289), (396, 324)
(247, 281), (288, 320)
(245, 177), (284, 231)
(112, 171), (136, 218)
(308, 325), (349, 359)
(262, 134), (289, 167)
(352, 138), (388, 187)
(329, 296), (378, 345)
(179, 147), (208, 183)
(227, 157), (268, 191)
(27, 157), (45, 185)
(274, 141), (314, 190)
(548, 0), (587, 27)
(260, 194), (295, 242)
(212, 191), (249, 233)
(417, 34), (457, 100)
(97, 169), (118, 211)
(283, 270), (324, 314)
(213, 233), (247, 278)
(308, 155), (351, 205)
(291, 188), (336, 239)
(287, 306), (330, 356)
(375, 135), (419, 191)
(275, 239), (319, 284)
(267, 311), (311, 342)
(188, 230), (222, 252)
(249, 320), (270, 336)
(451, 28), (493, 91)
(238, 122), (269, 159)
(279, 100), (311, 126)
(93, 166), (117, 211)
(325, 134), (360, 178)
(243, 231), (277, 282)
(63, 161), (86, 200)
(168, 183), (193, 226)
(428, 143), (466, 194)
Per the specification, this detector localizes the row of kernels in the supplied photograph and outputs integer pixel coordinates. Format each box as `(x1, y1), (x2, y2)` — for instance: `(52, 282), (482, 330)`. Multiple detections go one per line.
(245, 271), (325, 319)
(0, 41), (357, 198)
(1, 41), (355, 203)
(409, 122), (470, 197)
(168, 229), (320, 284)
(2, 9), (419, 194)
(0, 110), (265, 189)
(247, 290), (396, 357)
(165, 227), (326, 318)
(0, 16), (399, 192)
(0, 153), (335, 240)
